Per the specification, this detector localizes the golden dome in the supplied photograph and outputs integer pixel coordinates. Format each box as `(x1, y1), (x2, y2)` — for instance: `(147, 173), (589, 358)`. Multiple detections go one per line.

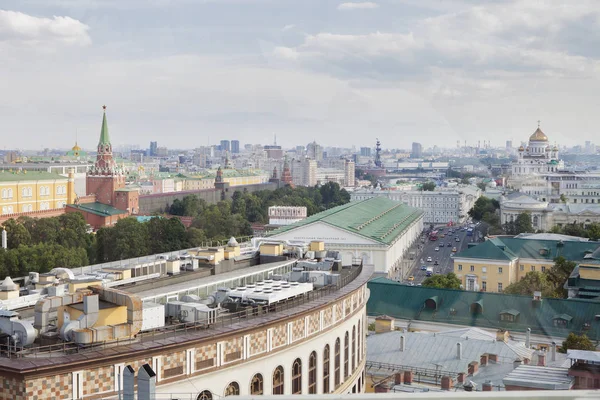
(518, 145), (525, 151)
(529, 127), (548, 141)
(553, 146), (558, 151)
(72, 142), (81, 151)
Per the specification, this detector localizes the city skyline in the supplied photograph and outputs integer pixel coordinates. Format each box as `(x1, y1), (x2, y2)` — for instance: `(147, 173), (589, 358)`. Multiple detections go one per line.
(2, 1), (600, 149)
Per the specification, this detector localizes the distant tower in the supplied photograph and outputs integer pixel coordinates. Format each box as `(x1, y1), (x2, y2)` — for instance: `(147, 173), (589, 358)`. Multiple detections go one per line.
(280, 156), (294, 187)
(374, 138), (383, 168)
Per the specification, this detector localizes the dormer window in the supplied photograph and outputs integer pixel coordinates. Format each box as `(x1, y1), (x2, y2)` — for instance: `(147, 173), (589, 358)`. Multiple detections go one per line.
(499, 309), (520, 323)
(552, 314), (572, 328)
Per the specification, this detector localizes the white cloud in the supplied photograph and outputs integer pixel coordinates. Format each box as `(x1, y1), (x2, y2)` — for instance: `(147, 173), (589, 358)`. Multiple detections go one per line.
(282, 24), (295, 32)
(337, 2), (379, 11)
(0, 10), (91, 46)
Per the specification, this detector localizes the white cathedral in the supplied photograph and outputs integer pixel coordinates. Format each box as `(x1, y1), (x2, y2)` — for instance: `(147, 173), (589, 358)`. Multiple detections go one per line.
(511, 123), (564, 176)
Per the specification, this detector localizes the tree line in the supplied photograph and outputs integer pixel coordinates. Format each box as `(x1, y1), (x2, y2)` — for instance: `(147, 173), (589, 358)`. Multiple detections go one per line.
(0, 183), (350, 279)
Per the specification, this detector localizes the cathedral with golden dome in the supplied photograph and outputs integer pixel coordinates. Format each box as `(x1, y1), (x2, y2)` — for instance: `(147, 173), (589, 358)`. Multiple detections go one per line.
(511, 122), (564, 177)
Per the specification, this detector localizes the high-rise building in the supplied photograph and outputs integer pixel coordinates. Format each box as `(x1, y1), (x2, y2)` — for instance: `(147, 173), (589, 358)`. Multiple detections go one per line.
(345, 160), (355, 187)
(149, 141), (158, 157)
(360, 147), (371, 157)
(231, 140), (240, 154)
(506, 140), (513, 150)
(291, 158), (317, 187)
(220, 140), (230, 152)
(307, 141), (323, 162)
(411, 142), (422, 158)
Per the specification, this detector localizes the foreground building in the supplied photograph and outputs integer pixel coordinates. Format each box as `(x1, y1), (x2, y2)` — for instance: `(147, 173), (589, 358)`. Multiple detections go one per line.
(0, 241), (370, 399)
(268, 197), (424, 277)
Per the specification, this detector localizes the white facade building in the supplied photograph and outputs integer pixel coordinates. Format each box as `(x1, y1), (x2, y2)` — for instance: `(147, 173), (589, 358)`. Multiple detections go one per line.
(268, 197), (424, 277)
(511, 125), (563, 177)
(350, 186), (481, 224)
(268, 206), (308, 226)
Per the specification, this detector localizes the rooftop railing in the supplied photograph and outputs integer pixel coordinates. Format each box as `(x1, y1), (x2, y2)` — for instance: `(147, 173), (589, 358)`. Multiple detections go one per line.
(1, 263), (364, 359)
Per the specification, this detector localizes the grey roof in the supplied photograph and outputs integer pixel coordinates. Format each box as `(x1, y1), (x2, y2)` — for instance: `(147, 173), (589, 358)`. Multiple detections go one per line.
(367, 330), (534, 375)
(514, 233), (590, 242)
(566, 349), (600, 363)
(502, 365), (573, 390)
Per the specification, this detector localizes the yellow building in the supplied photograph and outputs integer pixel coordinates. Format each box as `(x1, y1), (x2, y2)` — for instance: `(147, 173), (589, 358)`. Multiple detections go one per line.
(185, 169), (269, 188)
(0, 170), (75, 215)
(453, 237), (600, 293)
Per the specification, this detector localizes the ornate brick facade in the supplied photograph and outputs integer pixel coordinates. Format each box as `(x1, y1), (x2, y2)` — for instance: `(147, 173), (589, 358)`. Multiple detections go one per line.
(1, 376), (26, 400)
(224, 336), (243, 363)
(272, 323), (288, 349)
(83, 366), (113, 396)
(195, 343), (217, 370)
(249, 331), (267, 357)
(162, 351), (186, 378)
(335, 302), (343, 321)
(26, 373), (71, 400)
(323, 306), (333, 327)
(292, 318), (306, 342)
(308, 312), (320, 335)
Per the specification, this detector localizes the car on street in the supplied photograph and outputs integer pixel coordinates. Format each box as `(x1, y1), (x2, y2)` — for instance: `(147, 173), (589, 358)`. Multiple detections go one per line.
(421, 265), (427, 271)
(434, 247), (440, 251)
(434, 260), (439, 265)
(452, 247), (457, 252)
(439, 243), (444, 247)
(427, 256), (433, 262)
(408, 276), (415, 281)
(455, 237), (460, 242)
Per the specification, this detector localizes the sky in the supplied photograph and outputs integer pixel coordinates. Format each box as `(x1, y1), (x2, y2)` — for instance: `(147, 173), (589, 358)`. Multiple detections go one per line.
(1, 0), (600, 150)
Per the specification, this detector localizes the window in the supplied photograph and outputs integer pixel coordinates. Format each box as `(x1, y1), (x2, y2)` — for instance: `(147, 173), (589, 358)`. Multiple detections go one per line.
(292, 358), (302, 394)
(520, 265), (524, 271)
(352, 326), (356, 373)
(309, 352), (317, 394)
(481, 267), (487, 273)
(554, 319), (568, 328)
(482, 281), (487, 292)
(273, 366), (284, 395)
(224, 382), (239, 397)
(357, 321), (361, 363)
(458, 265), (462, 271)
(323, 344), (330, 393)
(500, 314), (514, 322)
(344, 331), (349, 379)
(541, 266), (546, 272)
(531, 266), (535, 272)
(498, 283), (503, 292)
(334, 338), (341, 388)
(250, 374), (263, 395)
(197, 390), (212, 400)
(470, 265), (474, 272)
(498, 267), (503, 274)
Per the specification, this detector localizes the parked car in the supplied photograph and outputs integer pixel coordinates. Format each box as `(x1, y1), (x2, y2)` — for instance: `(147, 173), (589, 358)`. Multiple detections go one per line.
(427, 256), (433, 262)
(434, 247), (440, 251)
(452, 247), (457, 252)
(408, 276), (415, 281)
(421, 265), (427, 271)
(455, 237), (460, 242)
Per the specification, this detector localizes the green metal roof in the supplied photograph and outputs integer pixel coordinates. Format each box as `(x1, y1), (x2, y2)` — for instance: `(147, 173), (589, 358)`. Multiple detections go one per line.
(500, 309), (521, 316)
(0, 171), (68, 182)
(367, 277), (600, 339)
(269, 197), (424, 245)
(553, 314), (573, 321)
(68, 202), (127, 217)
(455, 237), (600, 263)
(99, 111), (110, 146)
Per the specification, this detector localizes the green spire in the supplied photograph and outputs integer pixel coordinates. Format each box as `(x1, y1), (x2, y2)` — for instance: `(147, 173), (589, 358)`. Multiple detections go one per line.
(99, 105), (111, 146)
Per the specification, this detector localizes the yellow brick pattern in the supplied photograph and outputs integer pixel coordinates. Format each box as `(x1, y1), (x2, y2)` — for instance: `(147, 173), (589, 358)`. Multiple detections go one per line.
(1, 376), (26, 400)
(335, 303), (343, 322)
(323, 307), (333, 327)
(162, 351), (185, 377)
(308, 312), (320, 335)
(292, 318), (305, 342)
(249, 331), (267, 356)
(272, 323), (287, 348)
(26, 373), (70, 400)
(83, 365), (113, 396)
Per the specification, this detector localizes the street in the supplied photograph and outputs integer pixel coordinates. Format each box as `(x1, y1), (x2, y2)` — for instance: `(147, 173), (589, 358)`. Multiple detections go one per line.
(396, 223), (485, 285)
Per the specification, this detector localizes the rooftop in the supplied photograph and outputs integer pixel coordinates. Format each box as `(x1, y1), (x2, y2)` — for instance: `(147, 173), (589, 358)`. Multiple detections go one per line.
(367, 277), (600, 339)
(0, 171), (68, 182)
(68, 202), (128, 217)
(502, 365), (573, 390)
(269, 197), (424, 245)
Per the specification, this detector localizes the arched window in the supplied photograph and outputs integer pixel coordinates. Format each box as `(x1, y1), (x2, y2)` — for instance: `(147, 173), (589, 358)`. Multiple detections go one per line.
(358, 321), (361, 363)
(344, 331), (349, 379)
(323, 344), (330, 394)
(292, 358), (302, 394)
(1, 189), (6, 199)
(224, 382), (239, 396)
(7, 189), (12, 198)
(250, 373), (263, 395)
(352, 326), (356, 372)
(334, 338), (341, 388)
(197, 390), (212, 400)
(309, 351), (317, 394)
(273, 366), (284, 395)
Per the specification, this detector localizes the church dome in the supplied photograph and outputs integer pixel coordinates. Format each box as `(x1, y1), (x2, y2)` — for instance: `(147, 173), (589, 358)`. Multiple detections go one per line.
(529, 127), (548, 142)
(553, 146), (558, 151)
(72, 143), (81, 151)
(518, 145), (525, 151)
(545, 146), (551, 152)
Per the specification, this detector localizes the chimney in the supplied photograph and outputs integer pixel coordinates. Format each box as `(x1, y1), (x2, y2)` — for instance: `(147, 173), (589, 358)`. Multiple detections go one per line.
(525, 328), (531, 349)
(138, 364), (157, 400)
(457, 342), (462, 360)
(123, 365), (135, 400)
(400, 335), (405, 352)
(532, 291), (542, 308)
(551, 342), (556, 362)
(537, 350), (546, 367)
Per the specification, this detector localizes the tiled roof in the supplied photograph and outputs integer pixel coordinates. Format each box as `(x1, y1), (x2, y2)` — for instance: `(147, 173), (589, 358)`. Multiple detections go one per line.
(0, 171), (68, 182)
(367, 277), (600, 338)
(68, 202), (127, 217)
(453, 240), (517, 261)
(268, 197), (424, 245)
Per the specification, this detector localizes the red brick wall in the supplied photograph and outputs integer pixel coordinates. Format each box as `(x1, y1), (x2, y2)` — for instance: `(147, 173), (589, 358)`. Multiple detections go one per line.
(0, 208), (65, 224)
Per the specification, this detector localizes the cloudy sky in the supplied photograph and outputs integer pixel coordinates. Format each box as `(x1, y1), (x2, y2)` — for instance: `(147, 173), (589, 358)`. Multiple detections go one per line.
(1, 0), (600, 150)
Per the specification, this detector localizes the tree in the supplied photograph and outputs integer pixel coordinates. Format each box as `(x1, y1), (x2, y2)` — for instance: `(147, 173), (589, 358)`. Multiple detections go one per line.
(504, 272), (557, 298)
(477, 182), (487, 191)
(547, 256), (577, 294)
(421, 181), (436, 191)
(514, 212), (534, 234)
(2, 219), (31, 249)
(468, 197), (499, 221)
(422, 272), (461, 289)
(559, 332), (596, 353)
